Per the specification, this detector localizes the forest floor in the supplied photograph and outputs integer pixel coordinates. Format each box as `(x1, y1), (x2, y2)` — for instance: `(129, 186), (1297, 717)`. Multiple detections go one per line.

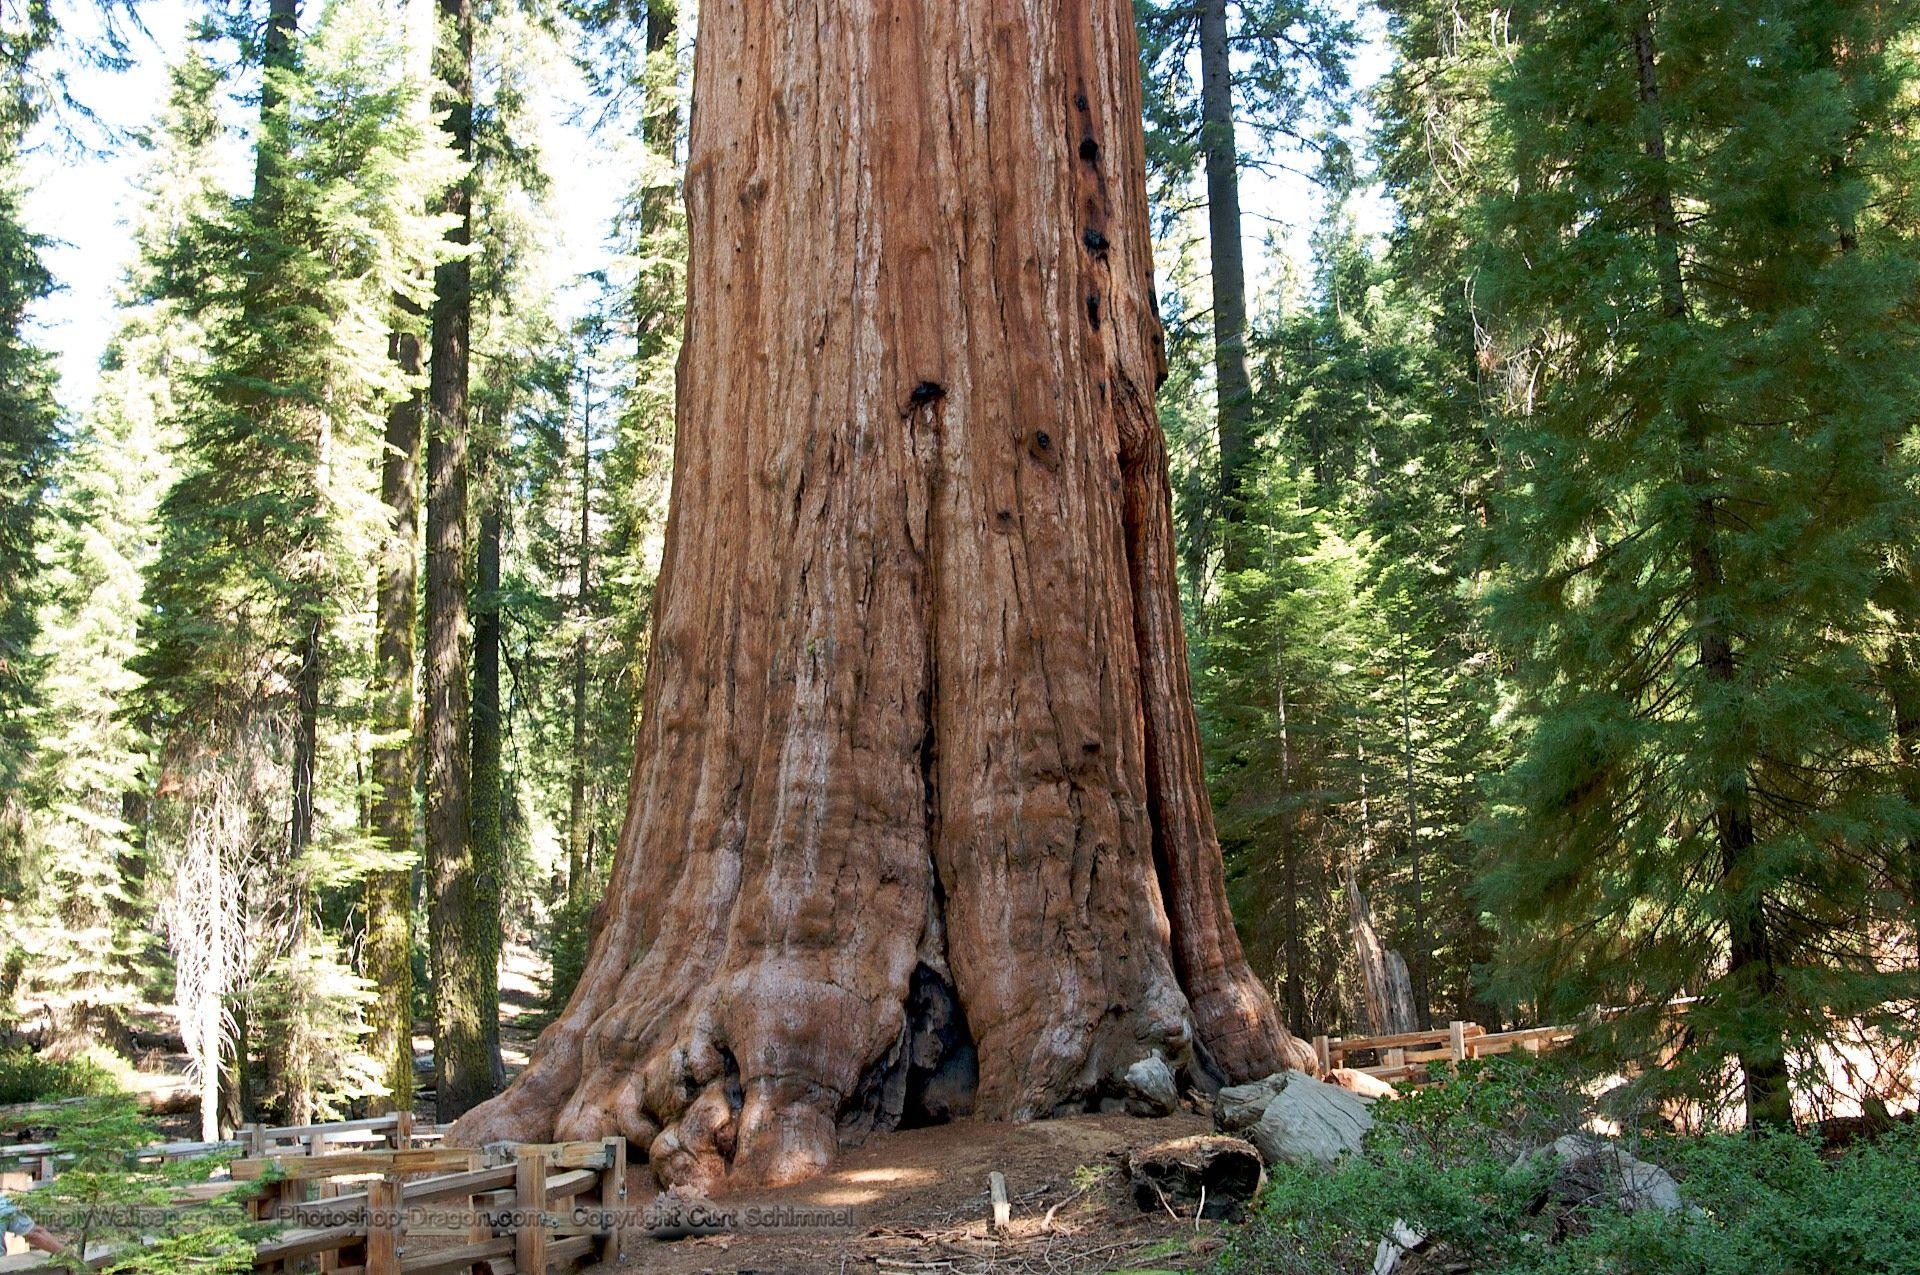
(585, 1111), (1233, 1275)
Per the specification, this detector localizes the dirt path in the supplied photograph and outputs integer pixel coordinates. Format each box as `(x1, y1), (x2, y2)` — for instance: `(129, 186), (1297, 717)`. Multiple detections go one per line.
(585, 1111), (1234, 1274)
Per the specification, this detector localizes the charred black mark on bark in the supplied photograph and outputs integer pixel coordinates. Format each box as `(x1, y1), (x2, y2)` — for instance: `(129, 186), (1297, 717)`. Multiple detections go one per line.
(1027, 428), (1061, 472)
(1083, 227), (1109, 256)
(1086, 294), (1101, 330)
(909, 380), (947, 409)
(994, 508), (1014, 533)
(1079, 135), (1099, 163)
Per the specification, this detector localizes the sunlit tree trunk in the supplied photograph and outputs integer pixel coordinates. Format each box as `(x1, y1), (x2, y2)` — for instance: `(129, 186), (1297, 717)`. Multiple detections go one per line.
(1197, 0), (1255, 540)
(426, 0), (499, 1120)
(367, 325), (422, 1115)
(449, 0), (1306, 1189)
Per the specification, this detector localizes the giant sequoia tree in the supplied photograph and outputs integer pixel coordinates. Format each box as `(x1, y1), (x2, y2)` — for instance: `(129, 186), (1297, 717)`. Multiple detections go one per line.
(449, 0), (1305, 1187)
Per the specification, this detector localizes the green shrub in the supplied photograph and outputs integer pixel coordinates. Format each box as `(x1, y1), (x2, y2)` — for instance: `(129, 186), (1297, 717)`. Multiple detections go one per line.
(0, 1045), (121, 1105)
(18, 1096), (263, 1273)
(1222, 1059), (1920, 1275)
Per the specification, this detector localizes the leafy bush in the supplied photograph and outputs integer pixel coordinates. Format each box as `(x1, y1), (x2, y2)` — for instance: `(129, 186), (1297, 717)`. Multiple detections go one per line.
(0, 1045), (121, 1105)
(1221, 1059), (1920, 1275)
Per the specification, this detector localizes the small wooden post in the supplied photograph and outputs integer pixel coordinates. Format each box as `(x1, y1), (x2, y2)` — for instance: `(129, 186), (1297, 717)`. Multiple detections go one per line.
(367, 1176), (402, 1275)
(598, 1136), (626, 1264)
(394, 1109), (414, 1150)
(516, 1145), (550, 1275)
(1313, 1035), (1332, 1074)
(989, 1171), (1010, 1232)
(466, 1150), (489, 1246)
(1448, 1021), (1467, 1062)
(245, 1122), (266, 1156)
(314, 1132), (339, 1272)
(1386, 1046), (1406, 1070)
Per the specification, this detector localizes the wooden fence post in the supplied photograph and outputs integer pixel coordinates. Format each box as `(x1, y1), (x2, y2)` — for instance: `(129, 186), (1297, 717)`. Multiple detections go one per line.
(1449, 1021), (1467, 1062)
(367, 1176), (402, 1275)
(466, 1150), (488, 1246)
(598, 1136), (626, 1264)
(516, 1145), (549, 1275)
(1313, 1035), (1331, 1074)
(314, 1132), (338, 1273)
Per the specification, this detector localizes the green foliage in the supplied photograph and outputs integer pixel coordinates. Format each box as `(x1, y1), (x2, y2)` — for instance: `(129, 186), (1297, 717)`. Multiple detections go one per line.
(1471, 0), (1920, 1116)
(1135, 0), (1357, 218)
(1223, 1061), (1920, 1275)
(0, 144), (62, 804)
(18, 1097), (259, 1274)
(0, 1046), (119, 1105)
(132, 0), (459, 1125)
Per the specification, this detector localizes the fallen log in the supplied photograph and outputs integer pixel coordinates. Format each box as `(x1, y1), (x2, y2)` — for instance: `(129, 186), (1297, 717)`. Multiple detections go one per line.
(1124, 1135), (1265, 1222)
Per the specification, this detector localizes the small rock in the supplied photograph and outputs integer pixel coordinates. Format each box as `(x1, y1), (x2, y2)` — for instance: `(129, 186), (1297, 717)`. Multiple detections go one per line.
(1526, 1134), (1685, 1213)
(1123, 1052), (1179, 1117)
(1245, 1072), (1374, 1168)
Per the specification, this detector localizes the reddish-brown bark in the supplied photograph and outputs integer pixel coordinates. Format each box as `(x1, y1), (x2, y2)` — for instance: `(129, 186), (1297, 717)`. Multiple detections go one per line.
(448, 0), (1304, 1188)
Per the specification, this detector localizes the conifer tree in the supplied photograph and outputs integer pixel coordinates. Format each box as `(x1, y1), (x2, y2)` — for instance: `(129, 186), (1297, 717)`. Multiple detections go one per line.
(1136, 0), (1352, 542)
(0, 0), (63, 821)
(141, 0), (456, 1126)
(1475, 0), (1920, 1125)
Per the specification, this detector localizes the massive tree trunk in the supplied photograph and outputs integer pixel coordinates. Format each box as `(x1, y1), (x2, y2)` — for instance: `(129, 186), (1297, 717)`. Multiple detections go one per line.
(367, 324), (422, 1115)
(449, 0), (1306, 1189)
(426, 0), (499, 1121)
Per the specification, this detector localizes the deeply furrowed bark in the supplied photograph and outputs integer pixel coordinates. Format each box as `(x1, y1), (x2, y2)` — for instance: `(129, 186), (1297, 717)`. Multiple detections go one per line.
(449, 0), (1302, 1188)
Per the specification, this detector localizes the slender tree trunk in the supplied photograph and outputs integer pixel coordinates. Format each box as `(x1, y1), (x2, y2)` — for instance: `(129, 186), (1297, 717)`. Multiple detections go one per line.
(636, 0), (681, 364)
(1398, 641), (1427, 1026)
(251, 0), (299, 201)
(1276, 676), (1306, 1032)
(447, 0), (1305, 1189)
(427, 0), (495, 1121)
(368, 325), (422, 1115)
(1197, 0), (1255, 538)
(1888, 640), (1920, 962)
(566, 372), (593, 906)
(471, 433), (505, 1091)
(253, 0), (307, 1127)
(1633, 13), (1788, 1129)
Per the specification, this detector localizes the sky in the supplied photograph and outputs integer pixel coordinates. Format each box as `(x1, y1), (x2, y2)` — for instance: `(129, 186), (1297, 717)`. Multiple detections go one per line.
(21, 1), (1390, 417)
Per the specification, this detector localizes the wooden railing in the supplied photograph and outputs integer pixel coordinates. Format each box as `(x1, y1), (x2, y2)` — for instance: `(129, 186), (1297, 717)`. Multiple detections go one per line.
(1, 1114), (626, 1275)
(1313, 1020), (1578, 1083)
(243, 1135), (626, 1274)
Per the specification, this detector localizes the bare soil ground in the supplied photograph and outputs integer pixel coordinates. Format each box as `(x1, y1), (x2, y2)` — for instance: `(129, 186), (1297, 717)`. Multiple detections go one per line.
(583, 1111), (1235, 1275)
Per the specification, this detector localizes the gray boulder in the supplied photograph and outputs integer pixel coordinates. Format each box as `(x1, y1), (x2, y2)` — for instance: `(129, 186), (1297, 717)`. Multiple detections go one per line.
(1122, 1052), (1179, 1116)
(1527, 1134), (1685, 1213)
(1240, 1072), (1374, 1168)
(1215, 1072), (1292, 1133)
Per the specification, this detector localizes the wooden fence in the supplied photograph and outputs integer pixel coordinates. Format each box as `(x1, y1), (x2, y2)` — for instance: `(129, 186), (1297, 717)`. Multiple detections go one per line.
(1313, 1020), (1578, 1083)
(1, 1113), (625, 1275)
